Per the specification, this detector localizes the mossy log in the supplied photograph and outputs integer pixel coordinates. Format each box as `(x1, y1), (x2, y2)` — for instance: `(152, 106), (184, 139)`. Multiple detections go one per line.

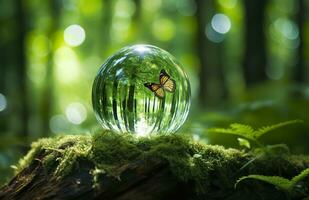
(1, 131), (309, 200)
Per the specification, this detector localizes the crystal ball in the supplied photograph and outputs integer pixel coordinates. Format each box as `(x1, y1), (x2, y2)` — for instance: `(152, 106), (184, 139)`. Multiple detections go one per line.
(92, 44), (191, 136)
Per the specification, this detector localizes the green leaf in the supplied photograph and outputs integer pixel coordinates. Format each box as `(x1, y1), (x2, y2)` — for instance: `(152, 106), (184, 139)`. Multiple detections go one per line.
(254, 119), (303, 139)
(237, 138), (251, 149)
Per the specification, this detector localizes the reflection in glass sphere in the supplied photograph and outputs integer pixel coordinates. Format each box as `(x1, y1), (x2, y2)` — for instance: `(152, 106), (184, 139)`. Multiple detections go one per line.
(92, 44), (191, 136)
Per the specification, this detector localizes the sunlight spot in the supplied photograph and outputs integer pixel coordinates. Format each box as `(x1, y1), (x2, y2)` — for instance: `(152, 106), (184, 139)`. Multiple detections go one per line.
(64, 24), (86, 47)
(0, 93), (7, 112)
(65, 102), (87, 124)
(193, 134), (200, 141)
(211, 14), (231, 34)
(134, 45), (151, 54)
(135, 118), (153, 137)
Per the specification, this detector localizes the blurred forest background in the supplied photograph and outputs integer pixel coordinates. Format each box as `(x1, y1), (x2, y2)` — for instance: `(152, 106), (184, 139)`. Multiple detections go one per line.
(0, 0), (309, 184)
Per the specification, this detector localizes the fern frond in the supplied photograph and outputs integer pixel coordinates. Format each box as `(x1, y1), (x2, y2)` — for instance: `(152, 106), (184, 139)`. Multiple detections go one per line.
(235, 175), (291, 191)
(209, 120), (303, 145)
(237, 138), (251, 149)
(290, 168), (309, 187)
(208, 124), (255, 141)
(254, 119), (303, 139)
(235, 167), (309, 192)
(230, 123), (254, 136)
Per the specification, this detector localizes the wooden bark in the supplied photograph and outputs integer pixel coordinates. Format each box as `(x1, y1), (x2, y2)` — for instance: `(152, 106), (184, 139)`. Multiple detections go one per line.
(1, 149), (309, 200)
(0, 156), (188, 200)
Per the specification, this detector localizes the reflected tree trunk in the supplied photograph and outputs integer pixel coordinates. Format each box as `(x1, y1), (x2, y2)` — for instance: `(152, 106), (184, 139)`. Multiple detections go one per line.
(243, 0), (268, 86)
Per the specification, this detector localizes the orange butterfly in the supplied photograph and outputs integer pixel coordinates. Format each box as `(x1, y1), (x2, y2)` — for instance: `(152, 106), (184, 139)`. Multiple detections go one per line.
(144, 69), (176, 98)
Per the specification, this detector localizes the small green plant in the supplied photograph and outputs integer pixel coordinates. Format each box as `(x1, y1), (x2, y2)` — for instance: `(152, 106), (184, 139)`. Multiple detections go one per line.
(237, 138), (251, 149)
(208, 119), (303, 148)
(209, 119), (307, 197)
(235, 168), (309, 196)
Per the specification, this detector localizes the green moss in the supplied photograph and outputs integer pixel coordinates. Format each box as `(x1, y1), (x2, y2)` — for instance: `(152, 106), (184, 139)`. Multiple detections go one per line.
(15, 137), (54, 174)
(91, 130), (141, 166)
(16, 135), (92, 177)
(14, 130), (309, 196)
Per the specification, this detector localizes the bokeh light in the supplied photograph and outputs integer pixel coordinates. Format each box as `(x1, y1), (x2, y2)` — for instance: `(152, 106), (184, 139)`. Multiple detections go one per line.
(205, 24), (225, 43)
(152, 18), (176, 41)
(30, 35), (50, 57)
(274, 18), (299, 40)
(115, 0), (135, 18)
(211, 13), (231, 34)
(49, 114), (71, 133)
(266, 65), (284, 80)
(54, 46), (80, 83)
(64, 24), (86, 47)
(0, 93), (7, 112)
(193, 134), (200, 141)
(65, 102), (87, 124)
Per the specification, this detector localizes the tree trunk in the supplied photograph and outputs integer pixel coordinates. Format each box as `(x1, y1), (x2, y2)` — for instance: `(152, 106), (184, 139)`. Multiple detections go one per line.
(195, 0), (211, 107)
(294, 0), (305, 83)
(15, 0), (29, 138)
(40, 0), (61, 136)
(243, 0), (268, 86)
(195, 0), (227, 107)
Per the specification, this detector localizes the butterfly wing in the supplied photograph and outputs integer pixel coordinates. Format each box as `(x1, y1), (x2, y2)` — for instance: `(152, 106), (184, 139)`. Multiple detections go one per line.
(159, 70), (170, 84)
(144, 83), (165, 98)
(162, 79), (176, 92)
(154, 87), (165, 98)
(160, 69), (176, 93)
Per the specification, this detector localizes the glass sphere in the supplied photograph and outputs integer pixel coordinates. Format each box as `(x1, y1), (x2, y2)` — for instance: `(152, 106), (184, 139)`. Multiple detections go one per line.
(92, 44), (191, 136)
